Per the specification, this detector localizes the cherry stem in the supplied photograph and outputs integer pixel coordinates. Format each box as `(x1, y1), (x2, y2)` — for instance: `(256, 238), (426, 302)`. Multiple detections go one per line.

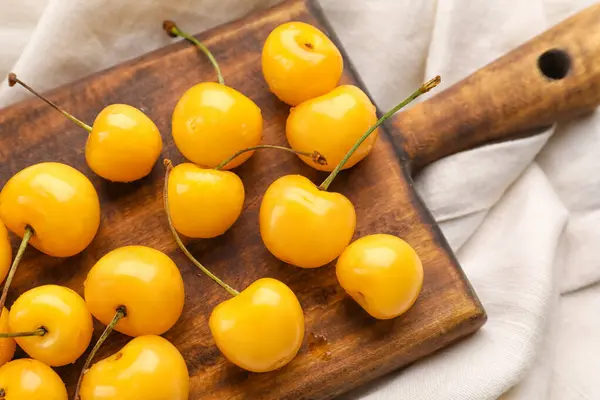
(0, 327), (46, 338)
(215, 145), (327, 170)
(0, 226), (33, 313)
(73, 306), (126, 400)
(318, 75), (441, 191)
(7, 73), (93, 133)
(163, 20), (225, 86)
(163, 160), (240, 297)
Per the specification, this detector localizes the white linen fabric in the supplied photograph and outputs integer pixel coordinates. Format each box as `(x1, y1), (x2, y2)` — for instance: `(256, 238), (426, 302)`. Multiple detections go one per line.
(1, 0), (598, 399)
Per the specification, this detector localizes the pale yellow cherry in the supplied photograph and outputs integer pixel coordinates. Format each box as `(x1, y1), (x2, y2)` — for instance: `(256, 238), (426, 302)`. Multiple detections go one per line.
(262, 21), (344, 106)
(8, 74), (162, 183)
(0, 358), (68, 399)
(337, 234), (424, 319)
(286, 85), (378, 172)
(79, 335), (189, 400)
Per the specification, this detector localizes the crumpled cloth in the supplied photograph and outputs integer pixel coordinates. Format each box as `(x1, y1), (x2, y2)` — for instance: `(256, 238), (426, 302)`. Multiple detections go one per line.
(1, 0), (598, 399)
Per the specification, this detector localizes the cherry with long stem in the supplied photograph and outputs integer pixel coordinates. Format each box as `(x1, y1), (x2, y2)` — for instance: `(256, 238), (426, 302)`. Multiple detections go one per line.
(0, 226), (34, 314)
(163, 20), (225, 86)
(215, 145), (327, 170)
(319, 75), (441, 191)
(163, 160), (240, 297)
(73, 306), (127, 400)
(8, 73), (93, 133)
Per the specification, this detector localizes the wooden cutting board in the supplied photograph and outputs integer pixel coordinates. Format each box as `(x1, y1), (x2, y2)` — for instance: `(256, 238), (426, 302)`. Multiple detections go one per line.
(0, 0), (599, 398)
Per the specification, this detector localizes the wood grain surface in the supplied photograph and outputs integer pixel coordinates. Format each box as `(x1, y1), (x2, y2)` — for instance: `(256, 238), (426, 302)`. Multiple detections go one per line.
(394, 2), (600, 172)
(8, 0), (599, 398)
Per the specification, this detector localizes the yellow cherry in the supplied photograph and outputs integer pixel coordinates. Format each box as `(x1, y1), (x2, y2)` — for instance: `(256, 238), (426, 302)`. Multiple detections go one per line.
(167, 162), (244, 239)
(0, 309), (15, 368)
(171, 82), (263, 169)
(260, 77), (442, 269)
(8, 73), (162, 182)
(337, 234), (424, 319)
(286, 85), (378, 172)
(164, 186), (305, 372)
(79, 335), (189, 400)
(0, 162), (100, 313)
(164, 22), (263, 170)
(0, 162), (100, 258)
(85, 104), (162, 182)
(209, 278), (304, 372)
(0, 222), (10, 285)
(8, 73), (163, 183)
(5, 285), (93, 367)
(0, 358), (67, 400)
(84, 246), (185, 337)
(260, 175), (356, 269)
(262, 21), (343, 106)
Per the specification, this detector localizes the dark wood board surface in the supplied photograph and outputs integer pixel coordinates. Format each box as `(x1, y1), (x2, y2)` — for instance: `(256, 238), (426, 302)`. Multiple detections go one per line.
(2, 0), (597, 398)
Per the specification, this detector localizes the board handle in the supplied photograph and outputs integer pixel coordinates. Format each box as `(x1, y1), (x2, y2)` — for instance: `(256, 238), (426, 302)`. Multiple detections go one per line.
(392, 3), (600, 172)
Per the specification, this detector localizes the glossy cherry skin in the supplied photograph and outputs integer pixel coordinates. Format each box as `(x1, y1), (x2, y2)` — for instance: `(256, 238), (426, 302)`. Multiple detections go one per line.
(0, 358), (67, 400)
(260, 175), (356, 268)
(0, 222), (10, 284)
(262, 21), (343, 106)
(286, 85), (379, 171)
(336, 234), (424, 319)
(80, 335), (189, 400)
(0, 309), (15, 368)
(0, 162), (101, 257)
(86, 104), (163, 182)
(9, 285), (93, 367)
(168, 163), (244, 238)
(84, 246), (185, 337)
(209, 278), (304, 372)
(172, 82), (263, 170)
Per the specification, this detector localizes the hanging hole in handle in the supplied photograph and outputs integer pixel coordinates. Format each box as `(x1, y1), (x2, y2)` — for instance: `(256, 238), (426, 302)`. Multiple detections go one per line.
(538, 49), (571, 80)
